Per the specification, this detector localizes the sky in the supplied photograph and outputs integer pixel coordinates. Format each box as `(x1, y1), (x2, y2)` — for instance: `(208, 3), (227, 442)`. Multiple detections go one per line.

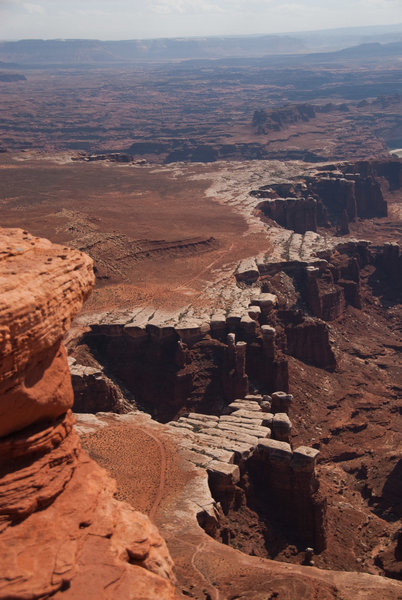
(0, 0), (402, 40)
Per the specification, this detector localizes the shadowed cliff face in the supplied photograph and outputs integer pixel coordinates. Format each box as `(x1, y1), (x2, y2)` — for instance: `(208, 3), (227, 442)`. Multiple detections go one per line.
(253, 163), (391, 235)
(75, 234), (399, 422)
(0, 228), (178, 600)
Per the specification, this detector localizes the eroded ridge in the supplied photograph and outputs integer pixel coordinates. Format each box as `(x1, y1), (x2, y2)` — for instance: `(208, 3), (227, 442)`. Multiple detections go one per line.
(252, 161), (390, 235)
(73, 404), (402, 600)
(0, 227), (178, 600)
(168, 393), (325, 553)
(73, 231), (401, 418)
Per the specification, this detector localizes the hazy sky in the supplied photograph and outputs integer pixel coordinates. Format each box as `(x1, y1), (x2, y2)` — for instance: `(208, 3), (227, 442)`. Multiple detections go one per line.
(0, 0), (401, 40)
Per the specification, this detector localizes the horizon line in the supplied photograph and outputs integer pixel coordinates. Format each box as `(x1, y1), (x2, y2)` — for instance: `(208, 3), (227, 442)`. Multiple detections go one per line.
(1, 21), (402, 44)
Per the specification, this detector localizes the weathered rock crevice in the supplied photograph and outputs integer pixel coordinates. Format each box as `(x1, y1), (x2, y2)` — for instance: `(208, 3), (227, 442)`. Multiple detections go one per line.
(68, 356), (136, 414)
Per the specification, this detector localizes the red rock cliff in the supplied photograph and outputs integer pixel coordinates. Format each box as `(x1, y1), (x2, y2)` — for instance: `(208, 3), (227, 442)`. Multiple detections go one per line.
(0, 228), (178, 600)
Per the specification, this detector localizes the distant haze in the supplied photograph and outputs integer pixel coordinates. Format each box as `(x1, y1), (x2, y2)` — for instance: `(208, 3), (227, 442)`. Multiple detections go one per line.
(1, 0), (402, 41)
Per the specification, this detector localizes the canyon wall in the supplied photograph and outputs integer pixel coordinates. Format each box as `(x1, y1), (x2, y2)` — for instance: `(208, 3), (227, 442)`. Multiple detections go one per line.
(341, 159), (402, 191)
(73, 156), (401, 422)
(78, 238), (396, 418)
(169, 394), (326, 553)
(69, 356), (135, 414)
(254, 166), (389, 235)
(375, 242), (402, 288)
(0, 228), (178, 600)
(82, 306), (288, 422)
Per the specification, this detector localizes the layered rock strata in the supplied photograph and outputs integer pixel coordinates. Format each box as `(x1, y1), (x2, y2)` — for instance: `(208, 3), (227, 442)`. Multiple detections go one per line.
(341, 159), (402, 192)
(252, 163), (389, 234)
(0, 228), (178, 600)
(77, 231), (400, 419)
(168, 393), (325, 552)
(68, 356), (135, 413)
(375, 242), (402, 288)
(74, 410), (402, 599)
(80, 301), (289, 421)
(81, 239), (381, 413)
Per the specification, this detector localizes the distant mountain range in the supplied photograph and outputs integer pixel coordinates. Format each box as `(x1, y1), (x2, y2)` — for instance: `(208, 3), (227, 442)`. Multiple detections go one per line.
(0, 24), (402, 66)
(0, 37), (306, 65)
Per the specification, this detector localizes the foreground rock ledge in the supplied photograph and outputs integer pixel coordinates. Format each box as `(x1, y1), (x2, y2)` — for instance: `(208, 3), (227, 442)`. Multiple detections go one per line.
(0, 228), (178, 600)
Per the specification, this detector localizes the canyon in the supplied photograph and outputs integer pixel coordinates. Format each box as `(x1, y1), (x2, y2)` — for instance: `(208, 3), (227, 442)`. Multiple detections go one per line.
(65, 159), (401, 584)
(1, 151), (401, 598)
(0, 30), (402, 599)
(1, 38), (402, 162)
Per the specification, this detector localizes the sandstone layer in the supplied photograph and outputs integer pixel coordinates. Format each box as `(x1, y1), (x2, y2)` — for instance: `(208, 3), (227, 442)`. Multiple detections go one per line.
(67, 158), (401, 590)
(76, 411), (402, 600)
(0, 228), (178, 600)
(1, 154), (401, 599)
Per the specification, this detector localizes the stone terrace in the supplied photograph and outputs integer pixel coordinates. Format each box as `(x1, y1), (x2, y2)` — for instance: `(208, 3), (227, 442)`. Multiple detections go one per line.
(167, 392), (319, 511)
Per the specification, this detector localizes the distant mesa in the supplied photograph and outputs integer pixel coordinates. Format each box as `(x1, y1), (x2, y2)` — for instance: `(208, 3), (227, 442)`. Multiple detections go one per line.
(252, 102), (349, 134)
(1, 36), (402, 65)
(0, 73), (26, 82)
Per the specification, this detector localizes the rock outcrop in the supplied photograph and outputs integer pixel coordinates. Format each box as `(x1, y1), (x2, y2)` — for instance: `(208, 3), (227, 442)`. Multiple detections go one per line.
(374, 242), (402, 288)
(0, 228), (178, 600)
(252, 103), (318, 134)
(256, 196), (318, 234)
(80, 303), (289, 421)
(341, 159), (402, 191)
(168, 393), (326, 552)
(68, 357), (135, 414)
(285, 317), (336, 369)
(253, 165), (388, 235)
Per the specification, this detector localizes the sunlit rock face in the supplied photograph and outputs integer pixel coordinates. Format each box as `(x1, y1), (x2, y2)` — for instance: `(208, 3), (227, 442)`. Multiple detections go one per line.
(0, 228), (178, 600)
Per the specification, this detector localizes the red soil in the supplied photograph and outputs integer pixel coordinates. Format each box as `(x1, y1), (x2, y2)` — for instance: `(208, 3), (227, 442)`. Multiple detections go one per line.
(0, 154), (268, 311)
(81, 422), (194, 519)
